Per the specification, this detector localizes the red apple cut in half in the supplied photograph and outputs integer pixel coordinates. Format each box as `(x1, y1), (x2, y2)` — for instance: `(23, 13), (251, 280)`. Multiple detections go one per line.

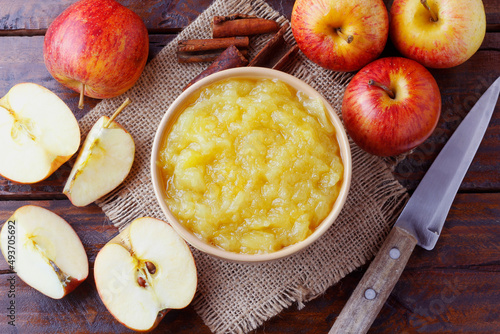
(0, 205), (88, 299)
(342, 57), (441, 156)
(94, 217), (197, 331)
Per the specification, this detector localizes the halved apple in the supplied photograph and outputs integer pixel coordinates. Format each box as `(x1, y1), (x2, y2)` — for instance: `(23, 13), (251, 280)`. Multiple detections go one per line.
(63, 98), (135, 207)
(0, 205), (89, 299)
(0, 83), (80, 184)
(94, 217), (197, 331)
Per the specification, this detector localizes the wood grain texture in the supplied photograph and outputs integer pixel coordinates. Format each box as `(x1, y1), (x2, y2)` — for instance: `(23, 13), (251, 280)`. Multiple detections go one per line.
(0, 194), (497, 333)
(0, 0), (499, 333)
(0, 41), (497, 197)
(329, 227), (418, 333)
(250, 193), (500, 334)
(0, 0), (212, 34)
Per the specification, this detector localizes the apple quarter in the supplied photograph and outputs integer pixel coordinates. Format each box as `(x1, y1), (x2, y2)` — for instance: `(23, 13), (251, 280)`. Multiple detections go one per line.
(0, 205), (88, 299)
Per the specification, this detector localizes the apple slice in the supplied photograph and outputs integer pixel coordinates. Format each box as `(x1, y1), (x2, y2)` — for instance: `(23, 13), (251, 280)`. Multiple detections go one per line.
(63, 98), (135, 207)
(0, 205), (88, 299)
(0, 83), (80, 184)
(94, 217), (197, 331)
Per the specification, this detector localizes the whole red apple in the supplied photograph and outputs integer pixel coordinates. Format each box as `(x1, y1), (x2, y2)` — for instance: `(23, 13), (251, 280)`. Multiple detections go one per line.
(342, 57), (441, 156)
(44, 0), (149, 108)
(291, 0), (389, 72)
(390, 0), (486, 68)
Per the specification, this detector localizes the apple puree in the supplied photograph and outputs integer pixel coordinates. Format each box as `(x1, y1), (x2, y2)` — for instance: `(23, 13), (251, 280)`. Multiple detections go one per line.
(159, 78), (343, 254)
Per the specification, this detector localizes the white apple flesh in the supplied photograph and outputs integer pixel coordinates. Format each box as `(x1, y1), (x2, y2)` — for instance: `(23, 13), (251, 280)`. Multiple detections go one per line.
(63, 99), (135, 207)
(0, 83), (80, 184)
(0, 205), (89, 299)
(94, 217), (197, 331)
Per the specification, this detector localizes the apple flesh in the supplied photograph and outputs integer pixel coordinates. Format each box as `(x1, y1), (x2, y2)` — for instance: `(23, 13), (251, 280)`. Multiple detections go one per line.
(0, 83), (80, 184)
(342, 57), (441, 156)
(63, 99), (135, 207)
(94, 217), (197, 331)
(0, 205), (88, 299)
(291, 0), (389, 72)
(43, 0), (149, 107)
(390, 0), (486, 68)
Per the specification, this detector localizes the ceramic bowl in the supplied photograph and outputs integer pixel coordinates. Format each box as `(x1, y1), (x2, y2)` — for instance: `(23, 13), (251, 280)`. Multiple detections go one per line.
(151, 67), (351, 262)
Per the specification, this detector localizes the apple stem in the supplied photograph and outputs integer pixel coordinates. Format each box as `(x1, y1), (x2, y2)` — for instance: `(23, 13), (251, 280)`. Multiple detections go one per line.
(104, 97), (132, 128)
(78, 83), (85, 110)
(335, 28), (353, 44)
(368, 79), (395, 99)
(420, 0), (438, 22)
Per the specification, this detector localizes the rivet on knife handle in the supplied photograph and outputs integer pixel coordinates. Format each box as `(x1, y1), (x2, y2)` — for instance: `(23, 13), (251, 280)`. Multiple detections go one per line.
(329, 226), (417, 334)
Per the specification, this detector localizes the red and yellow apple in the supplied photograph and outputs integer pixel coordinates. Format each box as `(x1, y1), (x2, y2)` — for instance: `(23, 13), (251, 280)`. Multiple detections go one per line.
(342, 57), (441, 156)
(390, 0), (486, 68)
(291, 0), (389, 72)
(43, 0), (149, 108)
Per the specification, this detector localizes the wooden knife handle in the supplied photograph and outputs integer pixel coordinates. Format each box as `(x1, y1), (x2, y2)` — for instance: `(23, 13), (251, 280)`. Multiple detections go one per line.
(329, 226), (418, 334)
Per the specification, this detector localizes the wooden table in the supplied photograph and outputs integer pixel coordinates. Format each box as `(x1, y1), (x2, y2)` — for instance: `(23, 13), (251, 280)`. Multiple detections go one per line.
(0, 1), (498, 333)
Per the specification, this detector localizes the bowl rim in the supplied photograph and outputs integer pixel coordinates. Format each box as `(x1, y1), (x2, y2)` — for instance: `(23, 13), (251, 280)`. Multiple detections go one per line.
(151, 67), (352, 263)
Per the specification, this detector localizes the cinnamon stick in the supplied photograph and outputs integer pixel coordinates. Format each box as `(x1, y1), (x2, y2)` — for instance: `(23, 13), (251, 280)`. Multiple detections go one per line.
(177, 36), (249, 63)
(272, 45), (299, 71)
(184, 45), (248, 90)
(248, 23), (288, 67)
(178, 37), (249, 53)
(178, 49), (249, 63)
(248, 23), (299, 72)
(213, 14), (257, 24)
(212, 15), (279, 38)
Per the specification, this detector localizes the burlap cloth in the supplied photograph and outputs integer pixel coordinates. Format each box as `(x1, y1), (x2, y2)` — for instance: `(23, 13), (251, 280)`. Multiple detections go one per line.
(79, 0), (409, 332)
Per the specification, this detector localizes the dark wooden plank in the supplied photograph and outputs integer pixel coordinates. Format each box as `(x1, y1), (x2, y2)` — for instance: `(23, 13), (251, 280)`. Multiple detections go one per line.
(0, 0), (213, 35)
(0, 201), (115, 272)
(394, 46), (500, 191)
(0, 193), (497, 333)
(250, 193), (500, 333)
(267, 0), (500, 27)
(0, 36), (498, 197)
(0, 200), (213, 333)
(0, 34), (175, 199)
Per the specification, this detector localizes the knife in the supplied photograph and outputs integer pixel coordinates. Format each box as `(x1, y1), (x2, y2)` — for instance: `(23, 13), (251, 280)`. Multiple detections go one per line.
(329, 76), (500, 334)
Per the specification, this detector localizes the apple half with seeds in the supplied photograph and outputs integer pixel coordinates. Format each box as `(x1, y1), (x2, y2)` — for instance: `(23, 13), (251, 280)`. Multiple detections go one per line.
(94, 217), (197, 331)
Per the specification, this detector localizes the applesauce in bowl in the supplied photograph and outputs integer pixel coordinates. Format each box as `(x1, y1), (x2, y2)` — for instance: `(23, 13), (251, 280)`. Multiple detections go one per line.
(151, 67), (351, 262)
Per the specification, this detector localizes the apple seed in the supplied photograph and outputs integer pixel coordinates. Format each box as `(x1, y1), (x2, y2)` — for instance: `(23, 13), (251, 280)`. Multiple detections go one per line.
(137, 276), (147, 288)
(145, 261), (156, 274)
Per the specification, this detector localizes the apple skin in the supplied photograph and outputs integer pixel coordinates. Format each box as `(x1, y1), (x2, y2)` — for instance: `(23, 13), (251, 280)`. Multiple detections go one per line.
(342, 57), (441, 157)
(43, 0), (149, 99)
(390, 0), (486, 68)
(291, 0), (389, 72)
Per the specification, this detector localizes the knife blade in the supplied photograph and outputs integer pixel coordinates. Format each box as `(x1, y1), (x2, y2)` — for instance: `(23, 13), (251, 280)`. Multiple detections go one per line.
(329, 76), (500, 334)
